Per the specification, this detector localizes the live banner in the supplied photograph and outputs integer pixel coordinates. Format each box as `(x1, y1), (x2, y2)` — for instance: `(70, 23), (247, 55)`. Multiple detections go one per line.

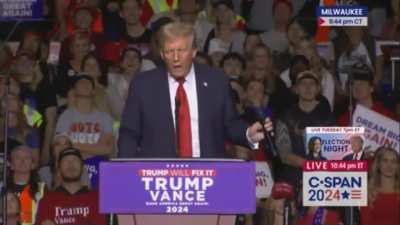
(303, 160), (368, 207)
(0, 0), (43, 20)
(305, 127), (364, 160)
(352, 104), (400, 153)
(100, 160), (256, 214)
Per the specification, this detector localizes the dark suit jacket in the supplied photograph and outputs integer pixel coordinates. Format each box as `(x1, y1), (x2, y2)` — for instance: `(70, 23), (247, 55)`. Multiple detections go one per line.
(342, 152), (365, 161)
(118, 64), (249, 158)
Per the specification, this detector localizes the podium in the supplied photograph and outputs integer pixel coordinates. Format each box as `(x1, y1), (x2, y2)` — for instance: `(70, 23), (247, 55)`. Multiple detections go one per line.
(99, 159), (256, 225)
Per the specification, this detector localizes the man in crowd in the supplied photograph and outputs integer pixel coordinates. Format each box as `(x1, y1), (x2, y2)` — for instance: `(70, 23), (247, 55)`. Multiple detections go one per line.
(118, 22), (268, 158)
(9, 145), (46, 225)
(56, 74), (114, 188)
(36, 148), (106, 225)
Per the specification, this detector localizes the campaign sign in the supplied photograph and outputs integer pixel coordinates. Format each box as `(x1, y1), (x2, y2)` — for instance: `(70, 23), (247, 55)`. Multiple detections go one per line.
(99, 161), (256, 214)
(353, 104), (400, 153)
(0, 0), (43, 20)
(303, 161), (367, 207)
(306, 127), (365, 160)
(317, 6), (368, 27)
(255, 162), (274, 198)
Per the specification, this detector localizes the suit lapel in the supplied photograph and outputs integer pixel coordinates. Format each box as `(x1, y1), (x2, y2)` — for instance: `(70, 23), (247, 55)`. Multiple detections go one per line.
(194, 64), (212, 156)
(158, 68), (177, 153)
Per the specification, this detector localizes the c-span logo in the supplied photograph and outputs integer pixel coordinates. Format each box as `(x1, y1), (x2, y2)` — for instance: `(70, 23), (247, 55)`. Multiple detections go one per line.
(317, 6), (368, 27)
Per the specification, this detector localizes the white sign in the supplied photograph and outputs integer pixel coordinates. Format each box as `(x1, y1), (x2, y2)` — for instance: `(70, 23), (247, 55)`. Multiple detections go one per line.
(352, 104), (399, 153)
(255, 162), (274, 198)
(303, 161), (367, 207)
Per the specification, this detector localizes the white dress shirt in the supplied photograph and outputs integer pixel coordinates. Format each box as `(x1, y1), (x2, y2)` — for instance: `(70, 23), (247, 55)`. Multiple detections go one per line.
(168, 65), (201, 158)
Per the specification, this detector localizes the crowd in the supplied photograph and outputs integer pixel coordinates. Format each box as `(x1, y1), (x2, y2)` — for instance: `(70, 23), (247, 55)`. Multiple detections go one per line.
(0, 0), (399, 224)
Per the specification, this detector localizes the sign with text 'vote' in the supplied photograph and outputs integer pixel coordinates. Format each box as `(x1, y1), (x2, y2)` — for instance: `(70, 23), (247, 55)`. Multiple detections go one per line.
(100, 160), (256, 214)
(303, 160), (368, 207)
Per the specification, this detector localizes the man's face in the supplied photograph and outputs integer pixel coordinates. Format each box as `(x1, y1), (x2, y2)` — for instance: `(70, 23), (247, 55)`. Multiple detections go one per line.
(75, 78), (94, 97)
(11, 148), (33, 174)
(120, 0), (141, 25)
(350, 136), (363, 153)
(21, 34), (40, 56)
(353, 80), (372, 102)
(223, 58), (243, 77)
(59, 155), (83, 182)
(296, 78), (319, 101)
(74, 9), (93, 30)
(121, 50), (141, 75)
(161, 36), (197, 79)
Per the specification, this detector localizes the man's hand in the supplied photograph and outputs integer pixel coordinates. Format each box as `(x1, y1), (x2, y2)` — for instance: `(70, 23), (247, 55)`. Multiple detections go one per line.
(247, 118), (274, 144)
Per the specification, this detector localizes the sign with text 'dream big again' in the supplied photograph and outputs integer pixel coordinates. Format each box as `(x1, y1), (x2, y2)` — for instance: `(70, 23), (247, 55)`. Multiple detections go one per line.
(0, 0), (43, 20)
(99, 161), (256, 214)
(303, 160), (368, 207)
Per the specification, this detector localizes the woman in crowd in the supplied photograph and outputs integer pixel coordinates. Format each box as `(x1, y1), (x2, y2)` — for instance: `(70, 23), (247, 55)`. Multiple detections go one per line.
(107, 47), (142, 121)
(80, 53), (112, 115)
(361, 146), (400, 225)
(12, 52), (57, 166)
(56, 31), (92, 98)
(247, 44), (290, 116)
(0, 94), (40, 168)
(203, 1), (246, 54)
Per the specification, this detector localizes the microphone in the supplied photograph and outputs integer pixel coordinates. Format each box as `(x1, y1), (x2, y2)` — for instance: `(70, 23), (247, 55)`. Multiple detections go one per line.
(252, 108), (277, 157)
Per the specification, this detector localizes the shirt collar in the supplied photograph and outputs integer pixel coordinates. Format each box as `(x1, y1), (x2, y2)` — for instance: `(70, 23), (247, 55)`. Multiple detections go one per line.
(168, 64), (196, 86)
(55, 185), (90, 195)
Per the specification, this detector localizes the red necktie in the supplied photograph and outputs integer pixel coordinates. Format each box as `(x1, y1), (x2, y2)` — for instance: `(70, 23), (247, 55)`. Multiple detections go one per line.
(354, 153), (359, 160)
(176, 79), (192, 157)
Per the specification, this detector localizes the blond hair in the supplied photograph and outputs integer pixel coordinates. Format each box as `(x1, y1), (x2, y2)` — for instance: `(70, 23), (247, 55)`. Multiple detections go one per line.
(368, 147), (400, 203)
(159, 22), (196, 49)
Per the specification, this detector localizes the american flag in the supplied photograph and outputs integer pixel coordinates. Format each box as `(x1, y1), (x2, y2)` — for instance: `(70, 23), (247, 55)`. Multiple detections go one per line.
(351, 190), (362, 199)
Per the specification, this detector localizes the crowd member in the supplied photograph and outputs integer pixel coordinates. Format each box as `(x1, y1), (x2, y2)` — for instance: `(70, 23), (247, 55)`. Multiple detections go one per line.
(260, 0), (292, 55)
(8, 145), (46, 225)
(0, 94), (40, 168)
(361, 146), (400, 225)
(56, 31), (92, 98)
(36, 148), (107, 225)
(243, 31), (262, 60)
(220, 52), (246, 109)
(80, 53), (112, 114)
(247, 44), (290, 116)
(145, 17), (174, 67)
(12, 52), (57, 166)
(39, 133), (91, 190)
(117, 0), (152, 53)
(56, 74), (114, 188)
(107, 47), (142, 121)
(204, 0), (246, 54)
(176, 0), (213, 51)
(336, 63), (396, 126)
(328, 26), (384, 92)
(281, 38), (335, 109)
(5, 191), (21, 225)
(275, 70), (334, 189)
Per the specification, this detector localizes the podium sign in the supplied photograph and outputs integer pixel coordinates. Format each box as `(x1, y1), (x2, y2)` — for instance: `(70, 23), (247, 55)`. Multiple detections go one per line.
(100, 160), (256, 214)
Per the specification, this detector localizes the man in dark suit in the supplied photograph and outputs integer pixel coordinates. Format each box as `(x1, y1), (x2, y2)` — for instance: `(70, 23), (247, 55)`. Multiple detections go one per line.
(342, 135), (365, 161)
(118, 22), (267, 158)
